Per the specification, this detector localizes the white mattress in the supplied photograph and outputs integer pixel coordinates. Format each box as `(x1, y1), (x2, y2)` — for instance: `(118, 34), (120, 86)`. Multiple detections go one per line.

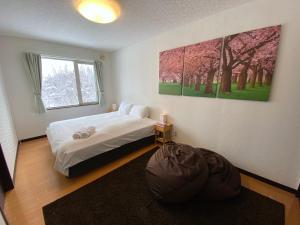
(46, 112), (157, 176)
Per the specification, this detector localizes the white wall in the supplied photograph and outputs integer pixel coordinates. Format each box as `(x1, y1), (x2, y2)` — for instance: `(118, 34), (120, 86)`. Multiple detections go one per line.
(0, 64), (18, 177)
(0, 36), (114, 140)
(0, 212), (6, 225)
(112, 0), (300, 189)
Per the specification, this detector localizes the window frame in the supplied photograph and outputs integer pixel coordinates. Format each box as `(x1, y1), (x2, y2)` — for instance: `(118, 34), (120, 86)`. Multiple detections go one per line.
(41, 56), (99, 110)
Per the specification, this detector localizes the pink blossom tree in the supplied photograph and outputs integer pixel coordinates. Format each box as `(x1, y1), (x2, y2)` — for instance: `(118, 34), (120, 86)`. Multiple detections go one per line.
(220, 25), (281, 92)
(159, 47), (185, 83)
(183, 38), (222, 93)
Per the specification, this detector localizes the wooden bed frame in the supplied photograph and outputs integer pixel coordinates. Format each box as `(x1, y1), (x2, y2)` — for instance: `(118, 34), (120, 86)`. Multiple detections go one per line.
(68, 135), (155, 178)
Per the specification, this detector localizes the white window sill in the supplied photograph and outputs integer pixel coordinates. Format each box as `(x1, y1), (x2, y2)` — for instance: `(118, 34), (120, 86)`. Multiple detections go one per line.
(46, 102), (99, 110)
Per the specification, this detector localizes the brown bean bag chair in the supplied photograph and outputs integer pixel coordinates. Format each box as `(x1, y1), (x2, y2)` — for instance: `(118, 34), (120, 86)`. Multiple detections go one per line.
(145, 143), (241, 203)
(145, 143), (209, 203)
(198, 148), (241, 200)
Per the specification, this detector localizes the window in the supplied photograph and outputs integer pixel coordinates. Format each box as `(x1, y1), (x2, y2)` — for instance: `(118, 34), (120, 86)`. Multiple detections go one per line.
(78, 63), (98, 103)
(41, 57), (98, 109)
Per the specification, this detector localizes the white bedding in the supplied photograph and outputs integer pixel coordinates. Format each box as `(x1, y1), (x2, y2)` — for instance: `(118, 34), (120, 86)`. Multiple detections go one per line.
(46, 111), (157, 176)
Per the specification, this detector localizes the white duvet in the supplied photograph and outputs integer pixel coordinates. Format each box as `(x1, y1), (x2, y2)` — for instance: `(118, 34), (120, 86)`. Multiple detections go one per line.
(46, 112), (157, 176)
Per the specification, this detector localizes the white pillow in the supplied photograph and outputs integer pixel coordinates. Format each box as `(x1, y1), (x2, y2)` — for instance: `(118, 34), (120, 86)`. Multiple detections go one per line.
(129, 105), (149, 118)
(118, 102), (133, 115)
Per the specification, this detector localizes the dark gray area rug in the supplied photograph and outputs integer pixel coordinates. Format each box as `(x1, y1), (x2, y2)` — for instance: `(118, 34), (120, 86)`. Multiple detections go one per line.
(43, 147), (284, 225)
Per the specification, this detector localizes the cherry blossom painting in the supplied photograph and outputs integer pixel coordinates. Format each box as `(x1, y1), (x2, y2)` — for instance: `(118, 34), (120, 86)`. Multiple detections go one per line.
(159, 47), (184, 95)
(182, 38), (222, 97)
(158, 25), (281, 101)
(218, 25), (281, 101)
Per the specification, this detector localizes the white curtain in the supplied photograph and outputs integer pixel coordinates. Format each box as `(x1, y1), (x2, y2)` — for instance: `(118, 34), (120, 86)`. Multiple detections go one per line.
(23, 52), (46, 113)
(94, 61), (104, 106)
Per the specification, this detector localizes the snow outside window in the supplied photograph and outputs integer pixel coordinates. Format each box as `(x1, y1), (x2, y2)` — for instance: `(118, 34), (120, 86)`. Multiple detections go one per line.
(41, 57), (98, 109)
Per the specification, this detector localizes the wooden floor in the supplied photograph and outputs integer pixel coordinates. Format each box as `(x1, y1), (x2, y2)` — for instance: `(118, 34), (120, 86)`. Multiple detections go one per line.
(3, 138), (300, 225)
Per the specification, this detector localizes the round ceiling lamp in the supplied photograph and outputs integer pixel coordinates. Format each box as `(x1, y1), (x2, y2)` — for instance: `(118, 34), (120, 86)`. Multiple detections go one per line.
(75, 0), (121, 24)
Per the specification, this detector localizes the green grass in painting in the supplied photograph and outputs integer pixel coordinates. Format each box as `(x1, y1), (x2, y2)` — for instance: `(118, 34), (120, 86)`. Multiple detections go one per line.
(217, 83), (271, 101)
(159, 83), (182, 95)
(182, 83), (217, 98)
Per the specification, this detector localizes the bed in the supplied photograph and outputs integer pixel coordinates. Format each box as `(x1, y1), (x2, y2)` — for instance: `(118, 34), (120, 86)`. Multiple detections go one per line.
(46, 110), (157, 177)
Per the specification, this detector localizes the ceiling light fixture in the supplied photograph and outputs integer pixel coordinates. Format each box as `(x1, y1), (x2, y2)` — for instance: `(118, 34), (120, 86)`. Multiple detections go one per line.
(75, 0), (121, 24)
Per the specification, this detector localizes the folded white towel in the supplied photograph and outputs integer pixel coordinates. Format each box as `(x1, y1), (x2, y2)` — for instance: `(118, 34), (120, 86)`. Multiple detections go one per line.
(72, 126), (96, 140)
(72, 132), (81, 139)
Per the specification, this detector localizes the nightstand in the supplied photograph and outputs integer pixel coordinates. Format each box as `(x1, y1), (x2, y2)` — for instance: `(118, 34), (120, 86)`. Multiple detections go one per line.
(108, 104), (118, 112)
(108, 109), (117, 113)
(155, 123), (173, 144)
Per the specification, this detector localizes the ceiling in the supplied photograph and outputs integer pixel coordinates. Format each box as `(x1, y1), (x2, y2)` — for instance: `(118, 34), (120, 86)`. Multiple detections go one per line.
(0, 0), (250, 52)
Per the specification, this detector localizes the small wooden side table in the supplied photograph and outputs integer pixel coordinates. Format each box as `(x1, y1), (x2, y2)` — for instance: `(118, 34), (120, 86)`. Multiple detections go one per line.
(155, 123), (173, 144)
(108, 107), (118, 113)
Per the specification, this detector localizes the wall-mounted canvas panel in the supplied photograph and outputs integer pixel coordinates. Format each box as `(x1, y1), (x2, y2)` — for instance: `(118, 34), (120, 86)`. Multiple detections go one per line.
(218, 25), (281, 101)
(182, 38), (222, 97)
(159, 47), (184, 95)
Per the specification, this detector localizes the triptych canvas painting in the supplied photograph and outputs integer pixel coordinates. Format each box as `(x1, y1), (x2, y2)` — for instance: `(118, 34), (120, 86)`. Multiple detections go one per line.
(159, 25), (281, 101)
